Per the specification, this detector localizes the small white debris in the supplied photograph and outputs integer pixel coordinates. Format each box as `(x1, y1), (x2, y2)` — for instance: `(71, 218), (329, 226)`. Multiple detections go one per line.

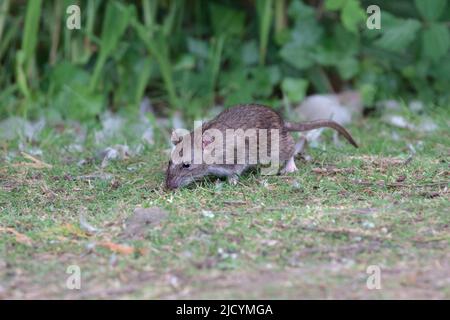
(259, 179), (269, 188)
(94, 111), (124, 145)
(79, 214), (100, 234)
(168, 275), (180, 288)
(418, 118), (437, 133)
(202, 210), (215, 218)
(291, 180), (302, 190)
(408, 100), (424, 113)
(362, 221), (375, 229)
(377, 99), (401, 111)
(99, 144), (130, 168)
(109, 253), (117, 267)
(382, 114), (413, 129)
(67, 143), (84, 153)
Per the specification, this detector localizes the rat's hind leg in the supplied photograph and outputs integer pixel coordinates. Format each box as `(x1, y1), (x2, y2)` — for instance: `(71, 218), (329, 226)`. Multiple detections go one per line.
(279, 133), (298, 174)
(294, 136), (307, 155)
(281, 156), (298, 174)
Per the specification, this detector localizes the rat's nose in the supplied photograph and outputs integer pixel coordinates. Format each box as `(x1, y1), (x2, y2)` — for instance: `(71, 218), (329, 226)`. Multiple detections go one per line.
(165, 179), (178, 190)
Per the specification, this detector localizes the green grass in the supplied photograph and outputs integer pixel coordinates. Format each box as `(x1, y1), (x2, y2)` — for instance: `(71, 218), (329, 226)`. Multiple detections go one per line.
(0, 115), (449, 299)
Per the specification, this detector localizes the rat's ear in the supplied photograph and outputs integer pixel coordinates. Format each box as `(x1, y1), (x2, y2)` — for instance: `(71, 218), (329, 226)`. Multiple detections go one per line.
(171, 130), (182, 145)
(202, 133), (215, 149)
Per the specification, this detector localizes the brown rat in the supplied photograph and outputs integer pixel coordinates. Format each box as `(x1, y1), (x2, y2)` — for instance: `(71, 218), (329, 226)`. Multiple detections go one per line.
(165, 104), (358, 189)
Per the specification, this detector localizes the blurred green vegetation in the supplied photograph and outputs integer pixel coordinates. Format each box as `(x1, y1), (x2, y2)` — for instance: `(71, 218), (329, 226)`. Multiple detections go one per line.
(0, 0), (449, 121)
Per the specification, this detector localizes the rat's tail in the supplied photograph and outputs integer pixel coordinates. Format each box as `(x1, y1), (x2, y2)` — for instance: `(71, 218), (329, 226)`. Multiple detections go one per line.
(284, 120), (358, 148)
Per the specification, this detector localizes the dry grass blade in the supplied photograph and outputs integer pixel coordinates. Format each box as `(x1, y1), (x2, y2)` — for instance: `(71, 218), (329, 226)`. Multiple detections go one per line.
(11, 152), (53, 169)
(0, 226), (33, 246)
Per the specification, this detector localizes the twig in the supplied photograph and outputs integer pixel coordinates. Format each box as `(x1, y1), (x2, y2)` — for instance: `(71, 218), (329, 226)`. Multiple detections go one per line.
(297, 225), (392, 241)
(351, 179), (449, 189)
(296, 241), (382, 258)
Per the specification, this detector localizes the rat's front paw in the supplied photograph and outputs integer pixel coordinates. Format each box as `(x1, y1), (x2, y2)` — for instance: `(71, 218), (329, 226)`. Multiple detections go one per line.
(227, 174), (239, 186)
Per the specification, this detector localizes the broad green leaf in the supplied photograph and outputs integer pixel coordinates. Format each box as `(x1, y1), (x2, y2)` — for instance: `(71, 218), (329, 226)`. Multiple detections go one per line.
(341, 0), (366, 33)
(415, 0), (447, 21)
(280, 17), (322, 70)
(314, 44), (342, 66)
(433, 57), (450, 80)
(174, 54), (196, 71)
(422, 23), (450, 62)
(290, 20), (324, 47)
(280, 43), (315, 70)
(281, 78), (308, 102)
(251, 67), (274, 98)
(288, 0), (316, 20)
(337, 57), (359, 79)
(241, 41), (259, 66)
(375, 18), (421, 52)
(50, 63), (104, 120)
(187, 38), (209, 60)
(267, 65), (281, 85)
(333, 25), (360, 56)
(325, 0), (346, 11)
(358, 83), (376, 105)
(209, 2), (245, 37)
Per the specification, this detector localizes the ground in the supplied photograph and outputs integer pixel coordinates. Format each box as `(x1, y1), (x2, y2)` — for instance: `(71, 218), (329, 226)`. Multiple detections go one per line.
(0, 113), (449, 299)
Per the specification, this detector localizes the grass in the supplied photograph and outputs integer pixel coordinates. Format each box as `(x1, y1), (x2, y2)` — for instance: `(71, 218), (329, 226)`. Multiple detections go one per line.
(0, 114), (449, 299)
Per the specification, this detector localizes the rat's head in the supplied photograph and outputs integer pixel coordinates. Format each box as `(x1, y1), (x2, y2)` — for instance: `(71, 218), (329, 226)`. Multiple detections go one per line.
(165, 159), (209, 190)
(165, 129), (213, 190)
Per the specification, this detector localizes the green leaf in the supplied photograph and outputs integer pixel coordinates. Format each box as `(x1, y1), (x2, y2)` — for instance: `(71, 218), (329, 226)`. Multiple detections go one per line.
(266, 65), (281, 85)
(281, 78), (308, 102)
(209, 3), (245, 37)
(337, 57), (359, 79)
(241, 40), (259, 66)
(325, 0), (346, 11)
(375, 18), (421, 52)
(251, 67), (274, 98)
(50, 63), (105, 120)
(174, 54), (196, 71)
(280, 43), (315, 70)
(21, 0), (42, 67)
(314, 45), (342, 66)
(279, 16), (323, 70)
(422, 23), (450, 62)
(341, 0), (366, 33)
(433, 57), (450, 80)
(187, 37), (209, 60)
(90, 1), (132, 91)
(290, 20), (323, 47)
(256, 0), (273, 65)
(415, 0), (447, 21)
(288, 0), (316, 20)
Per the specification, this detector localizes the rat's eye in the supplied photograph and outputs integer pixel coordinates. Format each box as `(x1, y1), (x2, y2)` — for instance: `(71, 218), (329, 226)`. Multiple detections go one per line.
(182, 162), (190, 169)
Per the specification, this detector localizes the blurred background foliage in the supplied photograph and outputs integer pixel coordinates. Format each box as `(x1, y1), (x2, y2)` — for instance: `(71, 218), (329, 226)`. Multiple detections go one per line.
(0, 0), (449, 122)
